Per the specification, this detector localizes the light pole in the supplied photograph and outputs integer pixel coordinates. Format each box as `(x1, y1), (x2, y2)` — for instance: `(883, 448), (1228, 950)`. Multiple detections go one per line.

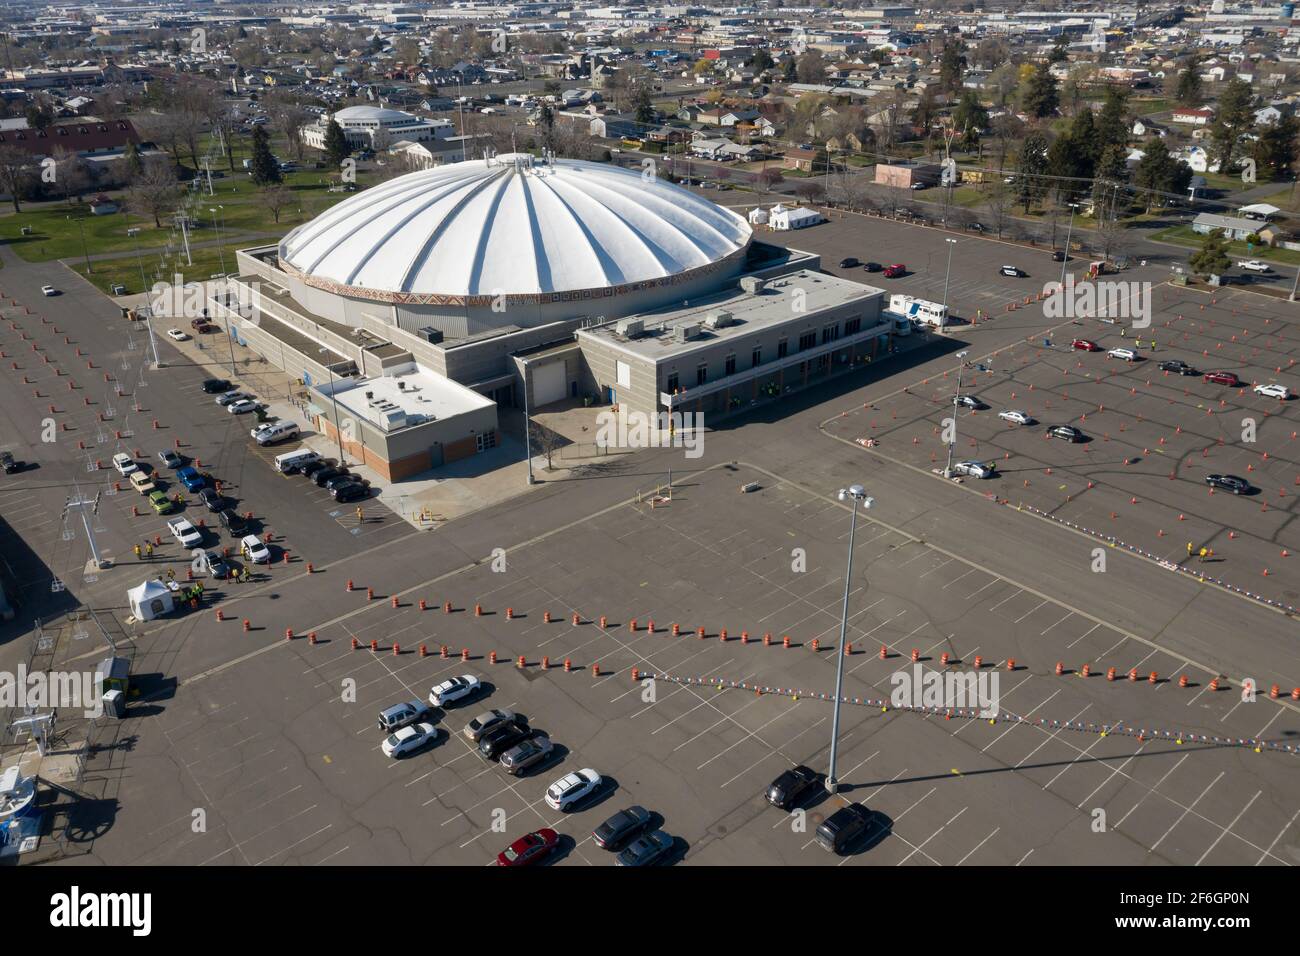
(1059, 202), (1080, 287)
(320, 348), (347, 466)
(826, 484), (873, 795)
(520, 358), (535, 485)
(940, 237), (957, 321)
(127, 228), (160, 368)
(68, 214), (92, 274)
(210, 205), (226, 277)
(1290, 265), (1299, 302)
(942, 350), (970, 479)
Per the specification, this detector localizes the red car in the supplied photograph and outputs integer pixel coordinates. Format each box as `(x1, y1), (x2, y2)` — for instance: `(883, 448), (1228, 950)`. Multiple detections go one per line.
(1204, 371), (1241, 387)
(883, 264), (906, 278)
(1071, 339), (1101, 352)
(497, 828), (559, 867)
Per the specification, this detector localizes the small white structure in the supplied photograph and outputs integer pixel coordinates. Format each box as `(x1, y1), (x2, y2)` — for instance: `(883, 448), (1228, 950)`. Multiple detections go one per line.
(127, 579), (175, 621)
(768, 204), (823, 231)
(747, 206), (769, 225)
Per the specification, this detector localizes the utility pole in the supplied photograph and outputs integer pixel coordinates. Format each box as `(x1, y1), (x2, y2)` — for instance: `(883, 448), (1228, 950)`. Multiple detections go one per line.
(942, 350), (969, 479)
(64, 486), (107, 570)
(826, 485), (872, 794)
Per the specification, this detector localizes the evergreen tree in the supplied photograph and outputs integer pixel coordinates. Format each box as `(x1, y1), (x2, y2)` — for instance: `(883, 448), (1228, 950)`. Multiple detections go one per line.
(1251, 114), (1300, 181)
(1209, 77), (1255, 174)
(322, 118), (350, 168)
(1174, 55), (1203, 106)
(249, 124), (282, 185)
(1020, 62), (1059, 119)
(1015, 130), (1050, 212)
(952, 90), (989, 137)
(1189, 229), (1231, 278)
(633, 86), (655, 126)
(748, 48), (774, 73)
(938, 40), (964, 93)
(1134, 139), (1191, 212)
(1095, 87), (1129, 154)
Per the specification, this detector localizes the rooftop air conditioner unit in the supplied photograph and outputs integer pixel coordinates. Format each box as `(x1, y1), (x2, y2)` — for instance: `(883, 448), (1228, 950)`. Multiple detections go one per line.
(704, 310), (733, 329)
(417, 326), (444, 345)
(674, 323), (702, 343)
(739, 276), (765, 294)
(615, 318), (644, 338)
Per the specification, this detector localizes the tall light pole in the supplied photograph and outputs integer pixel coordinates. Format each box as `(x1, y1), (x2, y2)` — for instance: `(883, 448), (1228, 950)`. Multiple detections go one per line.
(826, 484), (873, 795)
(210, 205), (226, 277)
(942, 350), (970, 479)
(520, 358), (535, 486)
(1290, 264), (1299, 303)
(320, 348), (347, 466)
(127, 228), (160, 368)
(940, 237), (957, 322)
(1060, 201), (1080, 287)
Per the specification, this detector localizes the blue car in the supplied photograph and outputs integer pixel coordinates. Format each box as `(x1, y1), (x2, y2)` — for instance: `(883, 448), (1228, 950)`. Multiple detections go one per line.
(176, 466), (206, 492)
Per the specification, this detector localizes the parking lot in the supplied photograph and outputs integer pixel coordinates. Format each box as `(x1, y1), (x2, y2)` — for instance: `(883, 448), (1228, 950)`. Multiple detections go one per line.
(66, 461), (1298, 866)
(822, 279), (1300, 616)
(0, 268), (407, 640)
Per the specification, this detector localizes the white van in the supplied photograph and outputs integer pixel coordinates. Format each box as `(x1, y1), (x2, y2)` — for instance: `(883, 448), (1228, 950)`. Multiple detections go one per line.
(253, 421), (300, 446)
(274, 448), (321, 474)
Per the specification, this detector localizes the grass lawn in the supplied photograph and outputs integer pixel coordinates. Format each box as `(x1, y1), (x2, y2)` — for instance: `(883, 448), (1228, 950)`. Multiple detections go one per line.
(1150, 223), (1300, 266)
(70, 240), (254, 296)
(1, 130), (377, 265)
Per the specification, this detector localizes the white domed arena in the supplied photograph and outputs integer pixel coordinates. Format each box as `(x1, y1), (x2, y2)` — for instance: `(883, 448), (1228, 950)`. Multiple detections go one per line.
(276, 152), (754, 338)
(224, 152), (887, 482)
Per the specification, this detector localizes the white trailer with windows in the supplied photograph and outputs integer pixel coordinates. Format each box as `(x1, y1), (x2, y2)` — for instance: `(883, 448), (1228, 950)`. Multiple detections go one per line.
(888, 294), (950, 328)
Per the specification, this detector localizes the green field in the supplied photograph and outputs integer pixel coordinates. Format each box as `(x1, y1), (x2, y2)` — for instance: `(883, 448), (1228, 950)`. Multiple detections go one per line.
(1150, 223), (1300, 266)
(0, 130), (378, 268)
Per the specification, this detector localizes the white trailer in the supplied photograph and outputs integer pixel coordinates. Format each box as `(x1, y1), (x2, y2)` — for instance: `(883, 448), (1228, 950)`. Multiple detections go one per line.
(888, 293), (950, 328)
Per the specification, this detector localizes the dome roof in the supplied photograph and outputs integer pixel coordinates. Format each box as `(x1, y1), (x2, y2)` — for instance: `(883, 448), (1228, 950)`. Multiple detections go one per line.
(332, 105), (415, 125)
(277, 154), (752, 301)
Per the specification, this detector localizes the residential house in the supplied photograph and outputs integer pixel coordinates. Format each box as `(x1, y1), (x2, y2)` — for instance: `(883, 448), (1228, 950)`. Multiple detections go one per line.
(1191, 212), (1262, 242)
(1171, 106), (1215, 126)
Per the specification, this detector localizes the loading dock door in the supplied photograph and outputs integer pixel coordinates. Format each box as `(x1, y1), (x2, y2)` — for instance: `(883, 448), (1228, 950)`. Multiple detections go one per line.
(532, 362), (566, 407)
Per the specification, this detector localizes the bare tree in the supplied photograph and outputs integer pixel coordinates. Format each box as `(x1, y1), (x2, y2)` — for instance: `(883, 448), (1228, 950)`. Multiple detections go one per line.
(0, 145), (33, 212)
(261, 184), (294, 224)
(983, 181), (1012, 238)
(125, 157), (179, 227)
(272, 101), (311, 161)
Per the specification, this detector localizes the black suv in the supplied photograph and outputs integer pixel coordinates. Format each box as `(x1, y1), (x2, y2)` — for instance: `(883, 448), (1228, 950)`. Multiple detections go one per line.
(839, 257), (860, 269)
(477, 721), (532, 761)
(201, 378), (233, 394)
(816, 803), (873, 854)
(766, 765), (820, 811)
(218, 508), (248, 535)
(199, 487), (225, 512)
(1159, 360), (1198, 376)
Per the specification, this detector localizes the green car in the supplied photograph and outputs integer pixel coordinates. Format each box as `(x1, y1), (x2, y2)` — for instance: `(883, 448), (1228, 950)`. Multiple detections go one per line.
(148, 490), (174, 514)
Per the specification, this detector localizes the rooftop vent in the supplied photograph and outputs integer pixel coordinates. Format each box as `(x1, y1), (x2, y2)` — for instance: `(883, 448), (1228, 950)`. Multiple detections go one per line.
(615, 318), (644, 339)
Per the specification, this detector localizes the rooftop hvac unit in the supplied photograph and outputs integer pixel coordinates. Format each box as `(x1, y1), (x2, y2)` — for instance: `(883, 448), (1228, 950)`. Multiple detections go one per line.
(739, 276), (766, 294)
(615, 318), (644, 338)
(704, 310), (733, 329)
(417, 326), (444, 345)
(674, 323), (702, 344)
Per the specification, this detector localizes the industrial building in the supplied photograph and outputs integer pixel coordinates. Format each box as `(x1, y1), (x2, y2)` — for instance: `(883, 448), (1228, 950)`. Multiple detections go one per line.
(214, 153), (894, 481)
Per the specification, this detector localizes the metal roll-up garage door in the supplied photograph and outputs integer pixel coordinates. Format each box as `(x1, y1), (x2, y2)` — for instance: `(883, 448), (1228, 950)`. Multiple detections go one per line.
(532, 362), (566, 407)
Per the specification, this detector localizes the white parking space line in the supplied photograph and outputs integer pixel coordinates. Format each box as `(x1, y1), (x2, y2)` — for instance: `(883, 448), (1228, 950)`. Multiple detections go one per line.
(1195, 791), (1261, 866)
(1149, 772), (1225, 853)
(897, 806), (966, 866)
(987, 588), (1024, 613)
(1012, 599), (1049, 625)
(1255, 808), (1300, 866)
(955, 827), (1001, 866)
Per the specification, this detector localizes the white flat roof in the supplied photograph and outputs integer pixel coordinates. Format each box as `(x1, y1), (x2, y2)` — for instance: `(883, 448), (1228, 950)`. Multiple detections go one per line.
(327, 365), (493, 430)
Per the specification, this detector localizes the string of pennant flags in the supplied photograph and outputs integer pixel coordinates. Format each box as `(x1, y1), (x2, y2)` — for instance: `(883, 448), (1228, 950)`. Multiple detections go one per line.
(990, 495), (1299, 616)
(641, 672), (1299, 756)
